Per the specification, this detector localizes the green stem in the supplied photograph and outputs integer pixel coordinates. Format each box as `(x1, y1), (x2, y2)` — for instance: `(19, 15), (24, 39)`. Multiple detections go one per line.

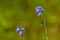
(20, 34), (25, 40)
(41, 14), (48, 40)
(44, 18), (48, 40)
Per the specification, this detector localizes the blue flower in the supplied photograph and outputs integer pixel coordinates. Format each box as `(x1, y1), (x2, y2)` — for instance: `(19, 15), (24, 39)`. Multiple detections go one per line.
(35, 6), (42, 13)
(16, 25), (21, 32)
(16, 25), (25, 36)
(35, 6), (44, 16)
(37, 12), (42, 16)
(19, 31), (23, 36)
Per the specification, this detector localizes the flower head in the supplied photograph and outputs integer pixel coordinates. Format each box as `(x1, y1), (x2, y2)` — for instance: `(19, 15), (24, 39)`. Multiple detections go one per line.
(35, 6), (44, 16)
(16, 25), (25, 36)
(16, 25), (21, 32)
(35, 6), (42, 13)
(19, 31), (23, 36)
(21, 27), (25, 31)
(37, 12), (42, 16)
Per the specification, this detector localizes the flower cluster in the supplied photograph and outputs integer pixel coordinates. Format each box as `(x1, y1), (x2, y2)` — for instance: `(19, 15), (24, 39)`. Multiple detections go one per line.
(16, 25), (25, 36)
(35, 6), (44, 16)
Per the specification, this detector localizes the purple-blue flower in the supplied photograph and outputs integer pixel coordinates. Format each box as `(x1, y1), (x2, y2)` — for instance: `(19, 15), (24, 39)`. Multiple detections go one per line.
(16, 25), (21, 32)
(16, 25), (25, 36)
(35, 6), (42, 13)
(37, 12), (42, 16)
(19, 31), (23, 36)
(35, 6), (44, 16)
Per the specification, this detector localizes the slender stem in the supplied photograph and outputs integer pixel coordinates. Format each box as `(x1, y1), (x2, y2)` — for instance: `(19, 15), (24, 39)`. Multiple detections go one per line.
(20, 36), (25, 40)
(41, 14), (48, 40)
(21, 33), (25, 40)
(44, 18), (48, 40)
(22, 36), (25, 40)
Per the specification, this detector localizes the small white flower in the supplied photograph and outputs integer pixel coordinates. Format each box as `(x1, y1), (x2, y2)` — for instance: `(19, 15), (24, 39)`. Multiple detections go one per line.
(21, 27), (25, 31)
(41, 8), (44, 11)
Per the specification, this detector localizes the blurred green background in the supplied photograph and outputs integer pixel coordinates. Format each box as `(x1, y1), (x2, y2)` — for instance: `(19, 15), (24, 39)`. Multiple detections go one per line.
(0, 0), (60, 40)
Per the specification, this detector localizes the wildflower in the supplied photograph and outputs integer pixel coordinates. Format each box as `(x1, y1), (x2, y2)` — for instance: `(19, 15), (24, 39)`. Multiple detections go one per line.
(37, 12), (42, 16)
(35, 6), (42, 13)
(21, 27), (25, 31)
(16, 25), (25, 36)
(19, 31), (23, 36)
(35, 6), (44, 16)
(16, 25), (21, 32)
